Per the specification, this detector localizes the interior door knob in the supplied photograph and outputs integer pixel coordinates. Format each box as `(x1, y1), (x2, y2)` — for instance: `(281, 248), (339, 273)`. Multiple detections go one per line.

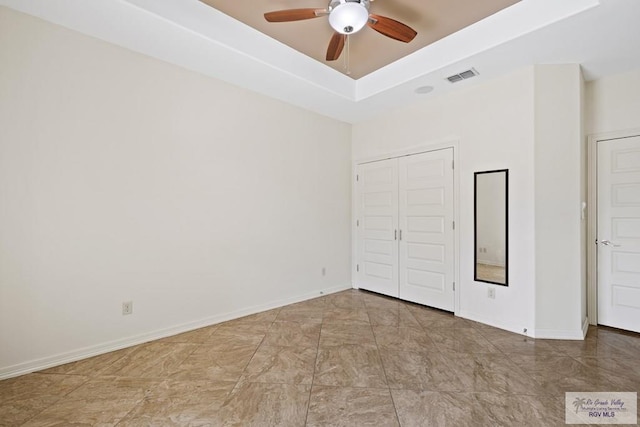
(599, 239), (620, 247)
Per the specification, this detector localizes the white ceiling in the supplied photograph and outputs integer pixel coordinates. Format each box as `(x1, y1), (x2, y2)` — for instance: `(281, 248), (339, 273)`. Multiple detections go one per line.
(2, 0), (640, 123)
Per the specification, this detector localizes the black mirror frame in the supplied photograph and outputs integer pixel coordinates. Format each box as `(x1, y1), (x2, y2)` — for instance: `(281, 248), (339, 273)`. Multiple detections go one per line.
(474, 169), (509, 286)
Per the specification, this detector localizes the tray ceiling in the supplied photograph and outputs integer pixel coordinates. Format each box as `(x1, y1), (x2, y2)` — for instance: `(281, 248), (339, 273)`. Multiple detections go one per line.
(199, 0), (520, 79)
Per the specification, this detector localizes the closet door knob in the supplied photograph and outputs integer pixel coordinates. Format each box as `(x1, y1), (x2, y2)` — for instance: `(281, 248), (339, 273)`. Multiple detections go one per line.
(599, 239), (620, 247)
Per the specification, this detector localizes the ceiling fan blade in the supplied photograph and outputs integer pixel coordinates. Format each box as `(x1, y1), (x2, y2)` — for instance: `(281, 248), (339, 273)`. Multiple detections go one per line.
(264, 8), (325, 22)
(326, 32), (346, 61)
(367, 14), (417, 43)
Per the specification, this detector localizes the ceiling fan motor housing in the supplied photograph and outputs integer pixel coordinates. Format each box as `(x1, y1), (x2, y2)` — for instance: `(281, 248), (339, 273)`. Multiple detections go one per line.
(328, 0), (371, 34)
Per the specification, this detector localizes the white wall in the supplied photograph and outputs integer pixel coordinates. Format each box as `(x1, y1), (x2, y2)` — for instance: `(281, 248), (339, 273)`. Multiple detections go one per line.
(353, 68), (537, 335)
(586, 69), (640, 135)
(0, 7), (352, 378)
(533, 65), (586, 338)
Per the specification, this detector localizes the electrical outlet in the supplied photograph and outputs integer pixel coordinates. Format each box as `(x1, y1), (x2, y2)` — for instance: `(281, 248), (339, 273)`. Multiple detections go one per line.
(487, 288), (495, 299)
(322, 267), (326, 276)
(122, 301), (133, 315)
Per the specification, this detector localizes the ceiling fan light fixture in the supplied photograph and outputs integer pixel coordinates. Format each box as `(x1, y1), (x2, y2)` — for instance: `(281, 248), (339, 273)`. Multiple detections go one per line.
(328, 0), (370, 34)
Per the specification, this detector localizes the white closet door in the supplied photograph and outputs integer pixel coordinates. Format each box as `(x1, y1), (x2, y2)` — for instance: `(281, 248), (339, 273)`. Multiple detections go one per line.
(356, 159), (399, 298)
(398, 149), (455, 311)
(597, 135), (640, 333)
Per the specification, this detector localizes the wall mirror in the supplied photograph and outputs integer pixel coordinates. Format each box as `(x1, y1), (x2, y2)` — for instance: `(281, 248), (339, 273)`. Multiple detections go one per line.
(474, 169), (508, 286)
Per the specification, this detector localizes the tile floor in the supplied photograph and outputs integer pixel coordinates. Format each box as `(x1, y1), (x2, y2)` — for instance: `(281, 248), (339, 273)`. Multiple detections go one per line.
(1, 289), (639, 426)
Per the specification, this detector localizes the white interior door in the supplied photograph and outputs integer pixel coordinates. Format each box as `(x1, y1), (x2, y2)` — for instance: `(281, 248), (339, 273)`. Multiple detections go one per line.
(398, 149), (455, 311)
(356, 159), (399, 298)
(597, 135), (640, 333)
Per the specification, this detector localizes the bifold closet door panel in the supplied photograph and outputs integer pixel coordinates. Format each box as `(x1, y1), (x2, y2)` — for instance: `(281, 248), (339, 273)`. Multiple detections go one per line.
(355, 158), (399, 298)
(398, 149), (455, 311)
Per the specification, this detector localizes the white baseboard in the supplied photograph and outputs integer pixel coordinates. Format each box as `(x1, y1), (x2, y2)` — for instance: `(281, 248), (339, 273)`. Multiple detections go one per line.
(459, 310), (588, 340)
(533, 317), (589, 340)
(0, 283), (351, 380)
(457, 310), (529, 336)
(533, 327), (586, 340)
(582, 316), (590, 338)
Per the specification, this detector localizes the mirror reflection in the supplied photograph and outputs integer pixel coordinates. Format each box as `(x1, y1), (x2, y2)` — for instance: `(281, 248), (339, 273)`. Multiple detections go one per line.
(474, 169), (508, 286)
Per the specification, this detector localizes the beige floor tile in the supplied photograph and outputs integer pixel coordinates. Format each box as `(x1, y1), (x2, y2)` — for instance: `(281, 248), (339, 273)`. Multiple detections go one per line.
(323, 307), (370, 324)
(276, 306), (324, 323)
(586, 355), (640, 381)
(373, 326), (436, 353)
(569, 357), (640, 391)
(168, 344), (256, 382)
(361, 293), (404, 309)
(591, 329), (640, 358)
(393, 389), (565, 427)
(474, 392), (565, 426)
(100, 342), (198, 379)
(368, 306), (422, 329)
(540, 337), (602, 357)
(380, 349), (463, 391)
(407, 306), (470, 329)
(155, 325), (218, 344)
(319, 323), (377, 347)
(479, 332), (566, 356)
(0, 373), (88, 426)
(547, 339), (640, 359)
(594, 326), (640, 346)
(306, 385), (399, 427)
(204, 382), (311, 426)
(215, 320), (272, 335)
(116, 379), (235, 426)
(392, 389), (491, 427)
(505, 354), (597, 396)
(22, 377), (159, 426)
(285, 297), (327, 311)
(263, 321), (321, 348)
(448, 352), (546, 395)
(6, 291), (640, 427)
(508, 354), (583, 374)
(40, 346), (136, 377)
(206, 327), (266, 352)
(424, 327), (501, 354)
(544, 332), (640, 360)
(241, 345), (316, 385)
(324, 292), (366, 309)
(314, 345), (387, 388)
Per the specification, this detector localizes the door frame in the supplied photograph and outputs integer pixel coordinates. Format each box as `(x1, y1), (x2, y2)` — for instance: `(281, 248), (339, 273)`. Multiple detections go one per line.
(587, 128), (640, 326)
(352, 139), (460, 315)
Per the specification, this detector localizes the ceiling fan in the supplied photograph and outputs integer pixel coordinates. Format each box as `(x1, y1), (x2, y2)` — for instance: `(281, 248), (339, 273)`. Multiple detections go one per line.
(264, 0), (417, 62)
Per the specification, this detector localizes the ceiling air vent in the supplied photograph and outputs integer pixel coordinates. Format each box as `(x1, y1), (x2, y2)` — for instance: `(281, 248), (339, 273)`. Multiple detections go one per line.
(446, 68), (479, 83)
